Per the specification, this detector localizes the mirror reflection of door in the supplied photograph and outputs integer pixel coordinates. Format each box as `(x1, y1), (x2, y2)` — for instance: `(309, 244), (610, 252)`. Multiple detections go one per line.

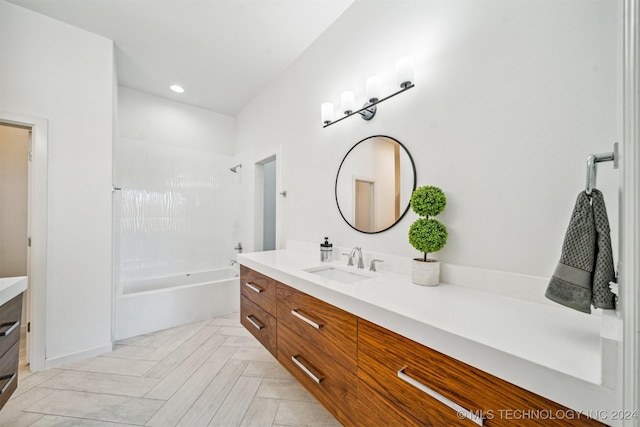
(354, 179), (374, 232)
(336, 135), (415, 233)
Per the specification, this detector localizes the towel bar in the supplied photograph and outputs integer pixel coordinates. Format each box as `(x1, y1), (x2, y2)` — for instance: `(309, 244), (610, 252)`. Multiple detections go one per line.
(586, 142), (618, 195)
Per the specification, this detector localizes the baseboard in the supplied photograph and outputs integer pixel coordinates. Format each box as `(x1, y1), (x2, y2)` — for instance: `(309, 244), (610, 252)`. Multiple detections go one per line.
(44, 342), (114, 369)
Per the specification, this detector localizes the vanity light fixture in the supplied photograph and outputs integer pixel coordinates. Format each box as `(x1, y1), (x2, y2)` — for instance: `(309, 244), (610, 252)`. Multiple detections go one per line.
(341, 91), (356, 115)
(366, 76), (382, 102)
(170, 84), (185, 93)
(321, 56), (415, 128)
(321, 103), (334, 124)
(395, 56), (415, 89)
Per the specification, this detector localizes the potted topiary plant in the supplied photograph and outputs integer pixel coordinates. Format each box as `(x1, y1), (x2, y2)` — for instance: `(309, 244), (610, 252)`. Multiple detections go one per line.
(408, 185), (448, 286)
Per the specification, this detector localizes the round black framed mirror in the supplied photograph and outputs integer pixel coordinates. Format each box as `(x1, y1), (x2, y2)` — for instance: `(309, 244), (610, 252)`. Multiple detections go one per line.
(335, 135), (416, 234)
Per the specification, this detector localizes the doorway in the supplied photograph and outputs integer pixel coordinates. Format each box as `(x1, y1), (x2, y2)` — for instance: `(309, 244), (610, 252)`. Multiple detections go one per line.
(0, 124), (29, 275)
(254, 155), (277, 252)
(262, 158), (276, 251)
(0, 112), (48, 372)
(0, 124), (30, 364)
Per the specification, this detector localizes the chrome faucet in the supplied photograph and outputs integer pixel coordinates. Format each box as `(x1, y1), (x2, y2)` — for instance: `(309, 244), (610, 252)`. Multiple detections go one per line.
(346, 247), (364, 269)
(343, 251), (355, 266)
(369, 259), (384, 272)
(230, 259), (238, 266)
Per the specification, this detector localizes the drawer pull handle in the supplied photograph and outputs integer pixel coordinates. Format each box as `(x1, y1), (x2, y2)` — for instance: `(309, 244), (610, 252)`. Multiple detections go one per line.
(0, 373), (16, 394)
(397, 368), (483, 426)
(290, 310), (322, 329)
(291, 355), (323, 384)
(0, 321), (19, 337)
(245, 282), (263, 293)
(245, 315), (264, 330)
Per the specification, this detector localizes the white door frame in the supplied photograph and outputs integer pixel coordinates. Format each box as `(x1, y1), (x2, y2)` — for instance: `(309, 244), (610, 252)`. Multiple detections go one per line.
(622, 0), (639, 424)
(0, 110), (47, 372)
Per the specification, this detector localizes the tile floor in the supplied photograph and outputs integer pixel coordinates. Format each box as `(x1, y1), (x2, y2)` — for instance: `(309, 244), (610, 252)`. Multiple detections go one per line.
(0, 313), (341, 427)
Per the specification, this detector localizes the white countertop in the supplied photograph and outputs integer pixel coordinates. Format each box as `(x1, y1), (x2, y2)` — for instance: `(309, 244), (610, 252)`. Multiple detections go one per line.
(0, 276), (27, 306)
(238, 250), (619, 420)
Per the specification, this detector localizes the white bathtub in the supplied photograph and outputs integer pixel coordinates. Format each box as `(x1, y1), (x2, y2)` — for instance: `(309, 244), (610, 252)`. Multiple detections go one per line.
(114, 268), (239, 340)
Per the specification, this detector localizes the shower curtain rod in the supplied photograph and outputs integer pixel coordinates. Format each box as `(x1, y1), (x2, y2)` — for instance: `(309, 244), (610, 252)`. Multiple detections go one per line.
(586, 142), (618, 195)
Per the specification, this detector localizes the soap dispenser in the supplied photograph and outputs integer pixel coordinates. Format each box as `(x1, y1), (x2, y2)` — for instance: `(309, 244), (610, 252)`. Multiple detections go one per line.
(320, 237), (333, 263)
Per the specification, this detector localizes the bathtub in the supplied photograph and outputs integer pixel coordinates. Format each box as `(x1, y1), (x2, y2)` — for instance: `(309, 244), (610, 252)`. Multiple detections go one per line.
(114, 268), (240, 341)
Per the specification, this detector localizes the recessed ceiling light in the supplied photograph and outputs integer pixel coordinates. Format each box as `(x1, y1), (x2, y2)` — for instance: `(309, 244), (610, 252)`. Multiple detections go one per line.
(170, 84), (184, 93)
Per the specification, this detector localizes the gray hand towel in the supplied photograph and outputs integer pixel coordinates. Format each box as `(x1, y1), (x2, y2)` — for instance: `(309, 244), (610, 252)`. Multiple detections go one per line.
(545, 189), (616, 313)
(591, 189), (616, 309)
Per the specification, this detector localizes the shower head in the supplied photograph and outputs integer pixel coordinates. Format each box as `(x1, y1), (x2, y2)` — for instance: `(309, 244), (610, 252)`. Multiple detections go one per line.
(230, 164), (242, 173)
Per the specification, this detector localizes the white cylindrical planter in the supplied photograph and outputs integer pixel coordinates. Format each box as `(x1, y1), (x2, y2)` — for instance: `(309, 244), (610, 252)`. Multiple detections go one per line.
(411, 259), (440, 286)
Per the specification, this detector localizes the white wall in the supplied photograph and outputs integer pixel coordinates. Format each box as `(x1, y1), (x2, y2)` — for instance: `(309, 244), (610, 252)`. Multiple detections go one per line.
(237, 0), (620, 280)
(0, 1), (114, 363)
(119, 87), (235, 155)
(0, 125), (29, 277)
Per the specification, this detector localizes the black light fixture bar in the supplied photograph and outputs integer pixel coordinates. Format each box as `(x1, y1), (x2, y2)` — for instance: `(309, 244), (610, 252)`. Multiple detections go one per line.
(323, 83), (415, 128)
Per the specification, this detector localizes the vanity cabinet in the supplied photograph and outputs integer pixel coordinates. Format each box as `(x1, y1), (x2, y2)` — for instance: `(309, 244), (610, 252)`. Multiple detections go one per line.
(357, 378), (424, 427)
(358, 319), (604, 426)
(0, 293), (23, 411)
(239, 266), (605, 427)
(240, 266), (277, 356)
(277, 321), (358, 426)
(276, 283), (358, 426)
(276, 283), (357, 372)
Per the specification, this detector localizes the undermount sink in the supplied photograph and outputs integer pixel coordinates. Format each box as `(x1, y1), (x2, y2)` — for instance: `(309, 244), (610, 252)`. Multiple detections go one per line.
(304, 265), (372, 284)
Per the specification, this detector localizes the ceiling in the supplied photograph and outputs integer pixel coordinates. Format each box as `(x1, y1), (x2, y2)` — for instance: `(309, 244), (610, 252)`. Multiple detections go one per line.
(8, 0), (354, 116)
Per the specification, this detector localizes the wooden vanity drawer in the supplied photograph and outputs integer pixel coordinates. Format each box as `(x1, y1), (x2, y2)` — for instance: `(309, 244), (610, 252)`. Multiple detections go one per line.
(0, 341), (19, 410)
(240, 266), (277, 316)
(240, 295), (277, 356)
(357, 379), (423, 427)
(0, 294), (22, 358)
(276, 283), (357, 371)
(277, 323), (358, 427)
(358, 319), (604, 427)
